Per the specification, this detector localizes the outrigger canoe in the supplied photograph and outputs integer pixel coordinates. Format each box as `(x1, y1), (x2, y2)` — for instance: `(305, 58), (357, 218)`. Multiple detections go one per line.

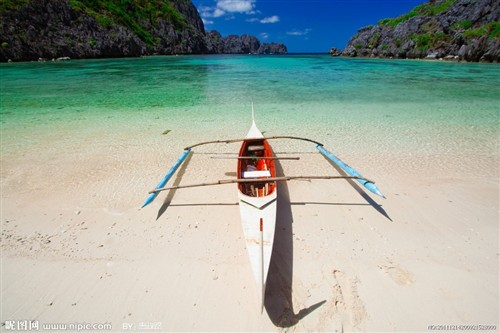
(142, 102), (384, 313)
(237, 118), (277, 313)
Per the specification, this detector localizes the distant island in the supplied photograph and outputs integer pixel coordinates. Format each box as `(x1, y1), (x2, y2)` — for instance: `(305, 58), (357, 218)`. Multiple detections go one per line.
(341, 0), (499, 62)
(0, 0), (287, 62)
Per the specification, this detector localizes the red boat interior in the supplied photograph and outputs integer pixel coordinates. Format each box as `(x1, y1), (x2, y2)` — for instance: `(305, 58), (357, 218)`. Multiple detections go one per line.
(238, 139), (276, 197)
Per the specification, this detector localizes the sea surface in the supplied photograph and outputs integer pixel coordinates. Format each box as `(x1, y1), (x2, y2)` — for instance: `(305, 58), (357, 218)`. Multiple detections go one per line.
(1, 54), (499, 162)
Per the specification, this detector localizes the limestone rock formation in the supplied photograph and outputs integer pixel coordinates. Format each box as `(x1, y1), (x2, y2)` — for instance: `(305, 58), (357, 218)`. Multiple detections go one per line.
(343, 0), (499, 62)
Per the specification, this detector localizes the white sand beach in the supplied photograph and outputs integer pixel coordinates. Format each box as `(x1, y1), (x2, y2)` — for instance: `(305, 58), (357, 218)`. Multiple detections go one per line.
(1, 121), (498, 332)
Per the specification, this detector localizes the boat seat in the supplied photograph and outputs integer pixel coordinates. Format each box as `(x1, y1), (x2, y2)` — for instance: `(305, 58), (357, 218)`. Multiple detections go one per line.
(243, 170), (271, 178)
(247, 145), (265, 152)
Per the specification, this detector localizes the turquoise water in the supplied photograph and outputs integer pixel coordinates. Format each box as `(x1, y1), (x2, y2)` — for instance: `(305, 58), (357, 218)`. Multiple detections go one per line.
(1, 55), (499, 157)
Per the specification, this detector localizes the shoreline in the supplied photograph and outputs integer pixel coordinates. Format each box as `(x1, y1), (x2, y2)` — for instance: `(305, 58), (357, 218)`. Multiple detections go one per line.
(3, 52), (500, 64)
(1, 55), (498, 331)
(337, 53), (500, 63)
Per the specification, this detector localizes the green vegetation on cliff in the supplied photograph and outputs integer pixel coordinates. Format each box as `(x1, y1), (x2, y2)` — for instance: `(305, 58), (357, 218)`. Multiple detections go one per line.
(66, 0), (189, 47)
(378, 0), (456, 27)
(0, 0), (29, 12)
(463, 22), (500, 39)
(344, 0), (499, 62)
(377, 0), (499, 42)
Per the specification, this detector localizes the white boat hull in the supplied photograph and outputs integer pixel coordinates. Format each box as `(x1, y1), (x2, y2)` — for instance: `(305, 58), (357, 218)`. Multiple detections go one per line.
(238, 190), (277, 312)
(237, 112), (277, 312)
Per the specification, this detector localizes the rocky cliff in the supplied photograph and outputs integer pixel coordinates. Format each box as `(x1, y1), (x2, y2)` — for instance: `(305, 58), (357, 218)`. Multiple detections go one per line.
(343, 0), (500, 62)
(205, 31), (287, 54)
(0, 0), (287, 62)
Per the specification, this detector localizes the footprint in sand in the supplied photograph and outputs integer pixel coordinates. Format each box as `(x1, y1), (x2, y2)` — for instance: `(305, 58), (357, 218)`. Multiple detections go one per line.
(318, 270), (367, 331)
(378, 261), (414, 285)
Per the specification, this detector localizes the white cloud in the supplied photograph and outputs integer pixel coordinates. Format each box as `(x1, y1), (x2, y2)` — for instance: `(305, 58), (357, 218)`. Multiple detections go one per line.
(260, 32), (269, 40)
(286, 28), (312, 36)
(198, 5), (213, 16)
(213, 8), (226, 17)
(198, 0), (259, 20)
(260, 15), (279, 24)
(202, 18), (214, 25)
(246, 15), (280, 24)
(217, 0), (256, 13)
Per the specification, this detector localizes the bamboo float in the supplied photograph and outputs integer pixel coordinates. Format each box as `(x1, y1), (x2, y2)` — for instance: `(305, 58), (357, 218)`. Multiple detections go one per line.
(316, 145), (385, 198)
(149, 175), (372, 194)
(141, 148), (192, 208)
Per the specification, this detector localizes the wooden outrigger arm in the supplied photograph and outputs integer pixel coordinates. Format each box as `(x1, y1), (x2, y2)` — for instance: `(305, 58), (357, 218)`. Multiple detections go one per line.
(184, 135), (384, 198)
(142, 135), (384, 208)
(184, 135), (323, 150)
(210, 156), (300, 160)
(149, 175), (373, 194)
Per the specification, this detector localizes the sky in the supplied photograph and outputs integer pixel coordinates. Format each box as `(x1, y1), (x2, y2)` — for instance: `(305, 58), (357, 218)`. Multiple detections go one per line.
(192, 0), (427, 53)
